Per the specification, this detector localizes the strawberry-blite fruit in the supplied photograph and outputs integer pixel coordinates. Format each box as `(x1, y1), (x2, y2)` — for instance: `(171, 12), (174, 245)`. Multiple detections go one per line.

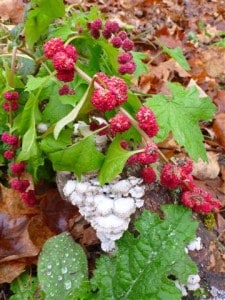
(44, 38), (64, 59)
(120, 140), (129, 149)
(52, 51), (75, 71)
(105, 20), (120, 34)
(119, 61), (136, 75)
(117, 52), (133, 64)
(91, 89), (117, 112)
(56, 70), (75, 82)
(136, 106), (159, 137)
(21, 190), (36, 206)
(90, 18), (102, 30)
(63, 44), (78, 61)
(122, 38), (134, 51)
(111, 36), (122, 48)
(181, 186), (222, 214)
(3, 91), (19, 101)
(10, 178), (30, 192)
(161, 158), (193, 189)
(102, 28), (112, 39)
(3, 149), (14, 160)
(91, 73), (128, 111)
(2, 101), (19, 111)
(141, 166), (156, 184)
(90, 29), (101, 39)
(109, 113), (131, 135)
(118, 31), (127, 41)
(58, 85), (75, 95)
(128, 142), (158, 165)
(1, 132), (19, 146)
(10, 161), (26, 175)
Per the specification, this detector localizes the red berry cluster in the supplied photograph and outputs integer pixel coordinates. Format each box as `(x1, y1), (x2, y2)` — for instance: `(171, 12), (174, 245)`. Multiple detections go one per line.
(91, 72), (128, 112)
(88, 19), (136, 75)
(58, 84), (75, 95)
(160, 158), (222, 214)
(109, 112), (131, 136)
(43, 38), (78, 82)
(1, 129), (36, 206)
(136, 106), (159, 138)
(2, 90), (19, 112)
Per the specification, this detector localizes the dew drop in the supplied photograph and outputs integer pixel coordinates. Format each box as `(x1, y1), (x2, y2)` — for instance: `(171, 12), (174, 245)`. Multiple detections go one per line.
(46, 271), (51, 276)
(50, 292), (55, 297)
(47, 264), (52, 269)
(58, 275), (63, 281)
(56, 262), (60, 266)
(61, 267), (68, 274)
(65, 253), (69, 257)
(64, 280), (72, 290)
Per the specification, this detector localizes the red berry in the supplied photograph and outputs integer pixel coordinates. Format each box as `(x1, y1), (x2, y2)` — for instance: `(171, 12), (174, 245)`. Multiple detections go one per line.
(90, 18), (102, 30)
(120, 140), (129, 149)
(122, 39), (134, 51)
(105, 20), (120, 33)
(111, 36), (122, 48)
(10, 161), (26, 175)
(52, 51), (75, 71)
(160, 163), (182, 189)
(90, 29), (101, 39)
(102, 28), (112, 39)
(119, 61), (136, 75)
(20, 190), (36, 206)
(44, 38), (64, 59)
(3, 149), (14, 160)
(58, 84), (70, 95)
(118, 31), (127, 41)
(10, 178), (30, 192)
(106, 76), (128, 106)
(136, 106), (159, 138)
(91, 89), (117, 112)
(3, 91), (19, 101)
(109, 113), (131, 135)
(128, 142), (158, 165)
(141, 167), (156, 184)
(1, 132), (19, 146)
(63, 44), (78, 61)
(3, 100), (18, 111)
(56, 70), (75, 82)
(118, 52), (133, 64)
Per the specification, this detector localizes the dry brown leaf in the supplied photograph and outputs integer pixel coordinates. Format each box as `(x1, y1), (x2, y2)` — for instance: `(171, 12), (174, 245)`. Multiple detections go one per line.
(213, 113), (225, 148)
(192, 151), (220, 180)
(203, 48), (225, 78)
(81, 226), (99, 246)
(0, 261), (25, 284)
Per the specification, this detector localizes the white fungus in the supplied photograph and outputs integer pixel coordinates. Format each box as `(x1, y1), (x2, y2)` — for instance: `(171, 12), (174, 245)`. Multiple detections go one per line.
(62, 174), (145, 251)
(37, 122), (49, 133)
(187, 237), (202, 251)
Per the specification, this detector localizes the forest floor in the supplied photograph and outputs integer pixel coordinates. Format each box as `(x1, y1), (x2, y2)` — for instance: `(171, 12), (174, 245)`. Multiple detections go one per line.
(1, 0), (225, 299)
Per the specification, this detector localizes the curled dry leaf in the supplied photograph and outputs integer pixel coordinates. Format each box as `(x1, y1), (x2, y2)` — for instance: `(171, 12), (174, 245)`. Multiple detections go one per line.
(192, 151), (220, 180)
(213, 113), (225, 148)
(0, 261), (26, 284)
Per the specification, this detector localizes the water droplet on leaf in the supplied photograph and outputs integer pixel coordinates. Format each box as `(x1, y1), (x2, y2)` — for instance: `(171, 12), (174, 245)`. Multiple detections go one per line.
(61, 267), (68, 274)
(64, 280), (72, 290)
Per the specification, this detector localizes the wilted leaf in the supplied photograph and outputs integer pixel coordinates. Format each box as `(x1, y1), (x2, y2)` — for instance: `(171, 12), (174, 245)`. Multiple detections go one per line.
(192, 151), (220, 180)
(0, 0), (24, 23)
(0, 261), (26, 284)
(213, 113), (225, 148)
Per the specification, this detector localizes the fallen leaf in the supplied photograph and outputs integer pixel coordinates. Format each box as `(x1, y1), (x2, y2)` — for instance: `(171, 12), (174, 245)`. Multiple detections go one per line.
(192, 151), (220, 180)
(0, 261), (25, 284)
(0, 0), (24, 24)
(81, 226), (99, 246)
(213, 113), (225, 148)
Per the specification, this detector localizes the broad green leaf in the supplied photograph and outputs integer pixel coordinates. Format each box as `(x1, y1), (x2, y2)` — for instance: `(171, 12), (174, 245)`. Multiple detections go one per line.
(146, 82), (216, 160)
(159, 40), (191, 71)
(54, 76), (95, 139)
(131, 51), (148, 77)
(91, 205), (198, 300)
(40, 129), (73, 153)
(17, 123), (38, 161)
(25, 75), (53, 92)
(25, 0), (65, 48)
(49, 135), (105, 177)
(213, 38), (225, 47)
(38, 232), (89, 300)
(98, 136), (140, 185)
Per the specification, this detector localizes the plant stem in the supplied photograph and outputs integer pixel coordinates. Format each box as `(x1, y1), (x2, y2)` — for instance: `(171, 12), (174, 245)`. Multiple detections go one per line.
(74, 65), (169, 162)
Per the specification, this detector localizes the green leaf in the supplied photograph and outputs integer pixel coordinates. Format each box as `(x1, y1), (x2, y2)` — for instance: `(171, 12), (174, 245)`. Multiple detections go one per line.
(25, 75), (53, 92)
(38, 232), (89, 300)
(146, 82), (216, 160)
(40, 129), (73, 153)
(25, 0), (65, 47)
(48, 135), (105, 177)
(91, 205), (198, 300)
(10, 270), (42, 300)
(213, 38), (225, 47)
(54, 76), (95, 139)
(98, 136), (140, 185)
(159, 40), (191, 71)
(131, 51), (148, 77)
